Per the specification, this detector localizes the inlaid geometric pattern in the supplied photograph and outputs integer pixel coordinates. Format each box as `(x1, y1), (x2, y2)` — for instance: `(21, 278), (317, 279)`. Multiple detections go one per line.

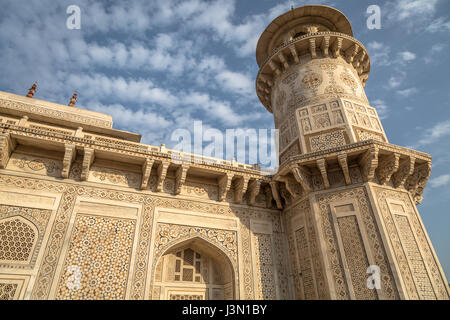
(173, 248), (203, 283)
(310, 130), (346, 152)
(318, 188), (399, 300)
(55, 214), (136, 300)
(395, 214), (436, 300)
(0, 218), (36, 263)
(337, 215), (377, 300)
(295, 227), (316, 299)
(0, 283), (18, 300)
(253, 234), (275, 299)
(169, 293), (204, 300)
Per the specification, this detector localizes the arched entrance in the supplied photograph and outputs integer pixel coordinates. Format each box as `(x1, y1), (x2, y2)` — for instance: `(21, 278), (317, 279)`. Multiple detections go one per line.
(152, 237), (235, 300)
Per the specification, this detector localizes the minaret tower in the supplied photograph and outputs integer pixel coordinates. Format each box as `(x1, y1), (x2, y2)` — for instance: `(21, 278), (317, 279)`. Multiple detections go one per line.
(256, 5), (449, 300)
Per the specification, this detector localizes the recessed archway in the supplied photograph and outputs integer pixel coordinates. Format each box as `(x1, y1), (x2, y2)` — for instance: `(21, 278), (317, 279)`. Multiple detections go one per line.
(152, 236), (236, 300)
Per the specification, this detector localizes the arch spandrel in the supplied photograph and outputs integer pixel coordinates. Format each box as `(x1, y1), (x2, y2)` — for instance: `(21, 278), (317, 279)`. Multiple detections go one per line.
(150, 228), (238, 300)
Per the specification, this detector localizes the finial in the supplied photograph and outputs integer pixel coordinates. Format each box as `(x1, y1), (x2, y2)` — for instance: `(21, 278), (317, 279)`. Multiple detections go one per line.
(26, 82), (37, 98)
(68, 92), (77, 107)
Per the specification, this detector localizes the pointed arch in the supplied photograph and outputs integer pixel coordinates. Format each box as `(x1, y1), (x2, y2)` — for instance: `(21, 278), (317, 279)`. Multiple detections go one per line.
(0, 215), (39, 265)
(151, 233), (238, 300)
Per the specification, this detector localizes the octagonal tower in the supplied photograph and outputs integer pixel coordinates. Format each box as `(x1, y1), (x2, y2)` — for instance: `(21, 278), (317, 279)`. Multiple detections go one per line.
(256, 5), (450, 300)
(256, 5), (386, 163)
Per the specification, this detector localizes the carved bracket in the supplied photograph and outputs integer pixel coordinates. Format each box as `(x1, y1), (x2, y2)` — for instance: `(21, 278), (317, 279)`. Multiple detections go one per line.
(354, 49), (366, 70)
(234, 175), (250, 204)
(337, 152), (351, 185)
(393, 156), (415, 189)
(290, 164), (312, 193)
(376, 153), (400, 185)
(278, 52), (289, 70)
(289, 45), (300, 64)
(309, 38), (317, 59)
(218, 173), (234, 202)
(61, 143), (76, 178)
(264, 184), (273, 209)
(81, 147), (94, 181)
(269, 181), (283, 209)
(405, 161), (431, 204)
(346, 43), (359, 64)
(332, 37), (343, 58)
(269, 60), (281, 77)
(278, 183), (291, 205)
(174, 164), (189, 195)
(0, 133), (16, 169)
(140, 158), (154, 190)
(322, 35), (330, 57)
(359, 147), (379, 182)
(156, 161), (170, 192)
(247, 179), (261, 206)
(316, 158), (330, 189)
(277, 175), (301, 199)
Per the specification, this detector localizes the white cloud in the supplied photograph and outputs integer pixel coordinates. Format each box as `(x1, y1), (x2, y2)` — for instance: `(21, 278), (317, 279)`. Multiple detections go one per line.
(184, 92), (252, 125)
(384, 0), (450, 34)
(424, 44), (446, 64)
(67, 74), (180, 107)
(367, 41), (391, 66)
(385, 0), (440, 30)
(387, 75), (404, 89)
(397, 88), (418, 97)
(215, 71), (254, 96)
(372, 99), (389, 119)
(426, 17), (450, 32)
(89, 102), (172, 129)
(418, 120), (450, 146)
(429, 174), (450, 188)
(398, 51), (416, 62)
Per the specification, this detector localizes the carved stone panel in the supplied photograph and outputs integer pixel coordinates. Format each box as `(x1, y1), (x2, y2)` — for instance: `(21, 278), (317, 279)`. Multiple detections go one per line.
(316, 187), (399, 300)
(55, 214), (137, 300)
(309, 130), (347, 152)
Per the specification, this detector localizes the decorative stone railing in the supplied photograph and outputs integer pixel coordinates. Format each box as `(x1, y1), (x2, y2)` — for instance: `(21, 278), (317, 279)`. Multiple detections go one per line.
(0, 94), (113, 129)
(256, 32), (371, 113)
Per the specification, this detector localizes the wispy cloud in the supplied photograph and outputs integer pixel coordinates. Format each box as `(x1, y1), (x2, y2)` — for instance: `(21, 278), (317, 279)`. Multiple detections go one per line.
(417, 120), (450, 146)
(367, 41), (391, 66)
(384, 0), (443, 31)
(398, 51), (416, 62)
(397, 87), (418, 97)
(429, 174), (450, 188)
(426, 17), (450, 32)
(371, 99), (389, 119)
(424, 44), (446, 64)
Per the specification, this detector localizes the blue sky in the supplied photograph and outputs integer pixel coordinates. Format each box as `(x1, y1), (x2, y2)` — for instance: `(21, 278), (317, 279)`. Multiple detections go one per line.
(0, 0), (449, 281)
